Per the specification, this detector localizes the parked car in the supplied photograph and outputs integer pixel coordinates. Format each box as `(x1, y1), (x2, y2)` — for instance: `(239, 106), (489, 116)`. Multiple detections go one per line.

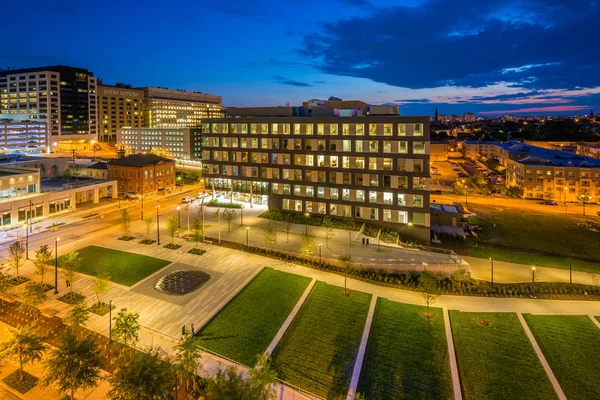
(539, 200), (558, 206)
(181, 197), (195, 203)
(457, 172), (468, 178)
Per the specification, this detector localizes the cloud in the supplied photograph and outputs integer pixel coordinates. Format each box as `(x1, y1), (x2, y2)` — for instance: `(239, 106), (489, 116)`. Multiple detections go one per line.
(271, 75), (313, 87)
(300, 0), (600, 90)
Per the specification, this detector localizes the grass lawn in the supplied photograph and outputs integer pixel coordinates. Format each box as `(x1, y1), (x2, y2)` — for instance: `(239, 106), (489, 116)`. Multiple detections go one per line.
(524, 315), (600, 400)
(57, 245), (170, 286)
(270, 281), (371, 399)
(469, 204), (600, 263)
(450, 311), (557, 400)
(196, 268), (311, 367)
(356, 299), (453, 399)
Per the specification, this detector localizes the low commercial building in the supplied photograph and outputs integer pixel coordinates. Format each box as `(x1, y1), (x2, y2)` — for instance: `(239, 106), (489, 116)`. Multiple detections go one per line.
(0, 155), (70, 180)
(107, 154), (176, 194)
(116, 127), (201, 161)
(87, 162), (108, 179)
(430, 141), (448, 161)
(0, 120), (48, 154)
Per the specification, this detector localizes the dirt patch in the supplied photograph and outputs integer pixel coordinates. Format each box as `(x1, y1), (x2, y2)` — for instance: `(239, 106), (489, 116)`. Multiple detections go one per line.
(476, 317), (490, 326)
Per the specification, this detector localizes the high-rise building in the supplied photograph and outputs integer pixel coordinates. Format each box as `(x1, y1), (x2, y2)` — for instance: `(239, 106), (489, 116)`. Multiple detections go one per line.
(0, 66), (97, 150)
(200, 116), (431, 242)
(97, 83), (144, 142)
(141, 87), (223, 129)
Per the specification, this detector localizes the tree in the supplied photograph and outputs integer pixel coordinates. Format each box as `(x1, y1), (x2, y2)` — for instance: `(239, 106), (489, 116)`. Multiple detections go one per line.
(93, 263), (111, 305)
(503, 185), (523, 198)
(452, 181), (465, 195)
(109, 347), (175, 400)
(419, 272), (441, 323)
(222, 209), (236, 233)
(33, 244), (52, 285)
(8, 241), (25, 278)
(44, 331), (102, 400)
(299, 230), (317, 255)
(120, 209), (132, 238)
(450, 269), (473, 293)
(284, 221), (292, 243)
(49, 164), (58, 179)
(248, 353), (277, 400)
(190, 219), (203, 248)
(64, 167), (73, 182)
(0, 263), (10, 305)
(338, 255), (354, 296)
(65, 302), (90, 335)
(165, 215), (179, 244)
(112, 309), (140, 350)
(144, 215), (154, 239)
(62, 251), (82, 293)
(20, 281), (47, 324)
(0, 327), (46, 383)
(263, 220), (277, 251)
(323, 217), (335, 248)
(203, 357), (277, 400)
(173, 333), (203, 395)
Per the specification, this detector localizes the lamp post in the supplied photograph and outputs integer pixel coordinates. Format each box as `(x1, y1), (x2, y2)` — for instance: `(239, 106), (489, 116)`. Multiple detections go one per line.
(177, 206), (181, 228)
(318, 243), (322, 266)
(462, 179), (468, 206)
(304, 212), (310, 235)
(423, 262), (427, 273)
(109, 300), (113, 342)
(490, 257), (494, 285)
(156, 205), (160, 245)
(54, 238), (59, 295)
(245, 227), (249, 248)
(583, 196), (592, 216)
(240, 205), (244, 226)
(531, 266), (536, 298)
(407, 222), (413, 242)
(569, 258), (572, 284)
(564, 186), (568, 215)
(91, 139), (96, 160)
(24, 222), (29, 260)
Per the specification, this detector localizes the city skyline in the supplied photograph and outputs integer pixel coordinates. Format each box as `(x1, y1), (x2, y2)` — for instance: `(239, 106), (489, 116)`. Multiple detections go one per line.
(1, 0), (599, 116)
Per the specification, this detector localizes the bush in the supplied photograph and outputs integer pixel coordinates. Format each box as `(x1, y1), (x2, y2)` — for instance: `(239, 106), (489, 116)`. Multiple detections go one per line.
(207, 200), (242, 208)
(57, 292), (85, 305)
(89, 301), (115, 316)
(164, 243), (182, 250)
(7, 276), (30, 286)
(188, 248), (206, 256)
(139, 239), (156, 245)
(118, 236), (135, 241)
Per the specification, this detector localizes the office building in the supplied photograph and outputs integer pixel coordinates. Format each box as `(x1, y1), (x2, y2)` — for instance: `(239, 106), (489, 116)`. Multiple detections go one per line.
(0, 120), (48, 154)
(107, 154), (176, 194)
(97, 83), (144, 142)
(201, 116), (431, 242)
(117, 127), (201, 161)
(142, 87), (223, 128)
(0, 66), (98, 149)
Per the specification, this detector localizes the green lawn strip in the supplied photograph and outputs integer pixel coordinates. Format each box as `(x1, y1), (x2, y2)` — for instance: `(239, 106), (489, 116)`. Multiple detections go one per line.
(356, 299), (453, 399)
(524, 315), (600, 400)
(469, 246), (600, 274)
(468, 205), (600, 262)
(56, 245), (170, 286)
(196, 268), (311, 367)
(271, 281), (371, 399)
(450, 311), (557, 400)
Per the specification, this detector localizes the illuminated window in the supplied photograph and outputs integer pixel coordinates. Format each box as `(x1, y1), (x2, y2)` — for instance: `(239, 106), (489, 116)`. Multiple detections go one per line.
(398, 124), (407, 136)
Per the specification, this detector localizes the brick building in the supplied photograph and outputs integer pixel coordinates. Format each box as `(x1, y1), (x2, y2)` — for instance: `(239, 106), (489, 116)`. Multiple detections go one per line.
(107, 154), (176, 195)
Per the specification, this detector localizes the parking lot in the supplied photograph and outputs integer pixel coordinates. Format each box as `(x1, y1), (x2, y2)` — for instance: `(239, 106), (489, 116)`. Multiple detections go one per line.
(431, 159), (504, 194)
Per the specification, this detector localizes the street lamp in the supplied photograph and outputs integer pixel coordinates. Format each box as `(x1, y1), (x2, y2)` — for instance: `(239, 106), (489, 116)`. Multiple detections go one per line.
(583, 196), (592, 216)
(531, 266), (536, 297)
(240, 205), (244, 226)
(489, 257), (494, 285)
(423, 262), (427, 273)
(155, 205), (160, 245)
(54, 238), (59, 295)
(177, 206), (181, 228)
(245, 227), (249, 248)
(24, 222), (29, 260)
(407, 222), (413, 242)
(318, 243), (322, 266)
(109, 300), (114, 342)
(569, 258), (572, 284)
(304, 212), (310, 235)
(564, 186), (568, 215)
(462, 179), (468, 206)
(91, 139), (96, 160)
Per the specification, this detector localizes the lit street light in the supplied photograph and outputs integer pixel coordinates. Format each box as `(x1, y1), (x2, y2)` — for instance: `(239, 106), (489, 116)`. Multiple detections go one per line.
(423, 262), (427, 273)
(156, 205), (160, 245)
(318, 243), (322, 266)
(240, 205), (244, 226)
(462, 179), (468, 206)
(109, 299), (114, 342)
(304, 212), (310, 235)
(54, 237), (59, 295)
(583, 195), (592, 216)
(564, 186), (568, 215)
(245, 227), (249, 248)
(407, 222), (413, 242)
(177, 206), (181, 228)
(490, 257), (494, 285)
(91, 139), (96, 160)
(24, 222), (29, 260)
(531, 266), (536, 298)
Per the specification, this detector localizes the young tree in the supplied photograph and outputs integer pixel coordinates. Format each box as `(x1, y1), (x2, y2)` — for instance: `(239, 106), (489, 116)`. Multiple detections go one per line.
(109, 347), (175, 400)
(33, 244), (52, 285)
(248, 353), (278, 400)
(0, 264), (10, 305)
(203, 359), (277, 400)
(93, 263), (111, 306)
(452, 181), (465, 195)
(49, 164), (58, 179)
(8, 241), (26, 278)
(44, 331), (102, 400)
(190, 219), (203, 248)
(20, 281), (48, 324)
(173, 333), (203, 394)
(323, 217), (335, 248)
(299, 230), (317, 256)
(62, 251), (82, 293)
(419, 272), (441, 323)
(120, 209), (132, 238)
(144, 215), (154, 239)
(64, 167), (73, 182)
(165, 215), (179, 244)
(65, 302), (90, 335)
(284, 221), (292, 243)
(450, 269), (473, 294)
(263, 220), (278, 251)
(112, 308), (140, 350)
(0, 327), (46, 383)
(222, 209), (236, 233)
(337, 255), (354, 296)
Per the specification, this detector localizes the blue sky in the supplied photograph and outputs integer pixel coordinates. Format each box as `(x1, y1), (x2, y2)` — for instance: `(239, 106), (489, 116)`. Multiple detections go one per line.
(2, 0), (598, 116)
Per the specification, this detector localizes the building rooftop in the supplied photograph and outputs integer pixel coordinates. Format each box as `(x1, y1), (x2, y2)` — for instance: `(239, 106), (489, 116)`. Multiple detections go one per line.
(509, 143), (600, 168)
(108, 154), (175, 167)
(88, 162), (107, 170)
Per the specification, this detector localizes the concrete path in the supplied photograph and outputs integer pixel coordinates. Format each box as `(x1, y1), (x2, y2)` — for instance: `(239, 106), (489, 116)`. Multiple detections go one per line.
(589, 314), (600, 330)
(265, 278), (316, 357)
(346, 295), (377, 400)
(443, 308), (463, 400)
(516, 313), (567, 400)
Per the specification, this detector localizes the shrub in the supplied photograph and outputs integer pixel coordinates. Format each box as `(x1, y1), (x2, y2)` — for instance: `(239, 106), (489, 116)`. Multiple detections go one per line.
(207, 200), (242, 208)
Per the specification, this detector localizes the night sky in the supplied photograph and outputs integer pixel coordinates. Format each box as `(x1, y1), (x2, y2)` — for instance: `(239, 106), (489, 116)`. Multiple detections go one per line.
(2, 0), (597, 116)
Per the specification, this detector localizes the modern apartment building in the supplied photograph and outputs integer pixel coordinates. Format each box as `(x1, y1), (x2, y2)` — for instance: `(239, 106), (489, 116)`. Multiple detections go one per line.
(142, 87), (223, 129)
(97, 83), (144, 142)
(107, 154), (176, 194)
(0, 66), (98, 149)
(116, 127), (201, 161)
(0, 120), (48, 153)
(201, 116), (431, 242)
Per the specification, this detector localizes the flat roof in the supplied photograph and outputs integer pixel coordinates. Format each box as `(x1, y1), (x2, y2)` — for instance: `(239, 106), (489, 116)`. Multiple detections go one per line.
(108, 154), (175, 167)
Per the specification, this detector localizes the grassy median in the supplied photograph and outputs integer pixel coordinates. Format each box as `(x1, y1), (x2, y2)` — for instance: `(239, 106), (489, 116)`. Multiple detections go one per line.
(196, 268), (311, 367)
(357, 299), (453, 399)
(271, 281), (371, 398)
(450, 311), (557, 400)
(524, 315), (600, 400)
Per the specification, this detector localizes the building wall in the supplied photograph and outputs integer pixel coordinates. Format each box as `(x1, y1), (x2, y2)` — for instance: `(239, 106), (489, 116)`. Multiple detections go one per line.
(107, 162), (176, 194)
(97, 85), (144, 142)
(0, 168), (41, 199)
(0, 121), (48, 153)
(201, 117), (431, 242)
(117, 127), (193, 160)
(430, 143), (448, 161)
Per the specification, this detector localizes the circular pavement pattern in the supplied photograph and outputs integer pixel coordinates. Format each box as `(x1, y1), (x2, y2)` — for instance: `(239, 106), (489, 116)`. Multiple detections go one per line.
(154, 270), (211, 295)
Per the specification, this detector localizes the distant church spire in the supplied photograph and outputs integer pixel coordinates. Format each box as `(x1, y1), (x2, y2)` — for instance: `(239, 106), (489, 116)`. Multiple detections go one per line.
(590, 109), (595, 119)
(434, 105), (439, 121)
